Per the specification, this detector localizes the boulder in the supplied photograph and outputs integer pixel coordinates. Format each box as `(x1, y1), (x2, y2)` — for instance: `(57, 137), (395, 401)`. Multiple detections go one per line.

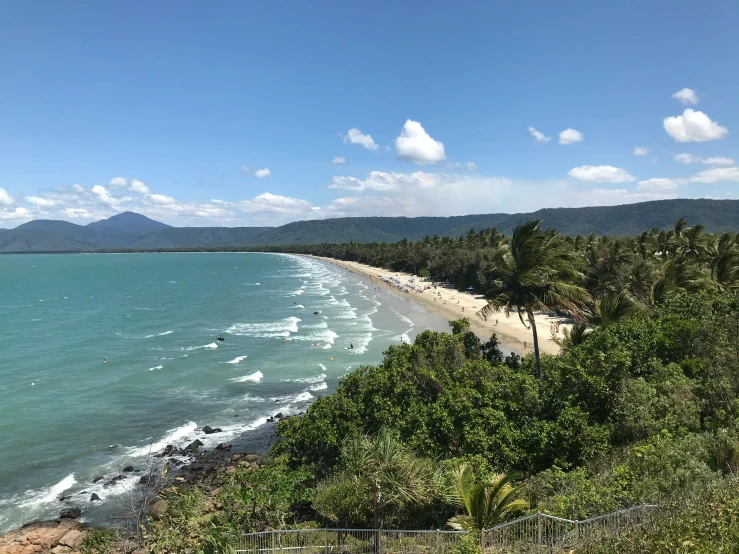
(122, 465), (135, 472)
(215, 442), (230, 451)
(149, 499), (168, 520)
(266, 417), (274, 423)
(92, 475), (104, 483)
(138, 474), (153, 485)
(58, 494), (72, 502)
(185, 439), (204, 453)
(244, 453), (260, 463)
(59, 507), (81, 519)
(90, 493), (101, 502)
(52, 546), (74, 554)
(103, 474), (126, 488)
(274, 412), (283, 419)
(58, 530), (85, 550)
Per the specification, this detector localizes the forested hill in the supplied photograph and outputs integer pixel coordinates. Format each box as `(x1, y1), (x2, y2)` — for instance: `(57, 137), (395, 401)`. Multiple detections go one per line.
(1, 199), (738, 252)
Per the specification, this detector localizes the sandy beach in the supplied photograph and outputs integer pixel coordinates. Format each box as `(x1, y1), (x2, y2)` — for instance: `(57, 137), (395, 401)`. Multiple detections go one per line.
(308, 256), (571, 356)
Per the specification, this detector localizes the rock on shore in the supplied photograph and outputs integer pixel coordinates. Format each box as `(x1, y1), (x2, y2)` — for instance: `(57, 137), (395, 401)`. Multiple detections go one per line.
(0, 519), (88, 554)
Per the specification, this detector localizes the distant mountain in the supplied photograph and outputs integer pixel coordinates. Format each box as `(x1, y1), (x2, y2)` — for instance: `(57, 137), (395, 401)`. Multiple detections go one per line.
(1, 199), (738, 253)
(86, 211), (170, 233)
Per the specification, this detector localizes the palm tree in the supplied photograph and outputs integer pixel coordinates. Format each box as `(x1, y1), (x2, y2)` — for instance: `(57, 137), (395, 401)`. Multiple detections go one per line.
(446, 463), (528, 531)
(593, 290), (646, 325)
(313, 428), (440, 529)
(477, 220), (591, 379)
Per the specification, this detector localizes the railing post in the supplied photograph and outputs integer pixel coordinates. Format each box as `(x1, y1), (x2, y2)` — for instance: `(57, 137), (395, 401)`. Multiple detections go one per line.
(435, 529), (440, 554)
(574, 520), (579, 546)
(324, 528), (328, 554)
(536, 513), (542, 546)
(272, 530), (276, 554)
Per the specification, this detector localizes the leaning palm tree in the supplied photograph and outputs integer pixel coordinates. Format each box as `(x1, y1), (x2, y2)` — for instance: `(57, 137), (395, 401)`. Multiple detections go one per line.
(593, 290), (646, 326)
(477, 220), (591, 379)
(447, 463), (528, 531)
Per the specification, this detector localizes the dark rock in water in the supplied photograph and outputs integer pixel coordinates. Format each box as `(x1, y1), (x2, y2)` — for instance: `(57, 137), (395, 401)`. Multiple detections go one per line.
(139, 474), (153, 485)
(215, 442), (230, 451)
(90, 493), (101, 502)
(274, 412), (283, 419)
(171, 458), (184, 466)
(103, 475), (126, 488)
(233, 414), (239, 417)
(92, 475), (104, 483)
(266, 417), (274, 423)
(156, 444), (181, 458)
(122, 465), (135, 472)
(202, 425), (215, 434)
(58, 495), (72, 502)
(59, 507), (81, 519)
(185, 439), (204, 453)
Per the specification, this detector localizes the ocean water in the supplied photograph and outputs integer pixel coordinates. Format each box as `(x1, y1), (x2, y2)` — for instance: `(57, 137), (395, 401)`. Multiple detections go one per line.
(0, 253), (450, 532)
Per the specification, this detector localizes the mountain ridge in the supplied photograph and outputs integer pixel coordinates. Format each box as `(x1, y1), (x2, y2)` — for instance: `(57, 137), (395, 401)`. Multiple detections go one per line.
(1, 199), (738, 252)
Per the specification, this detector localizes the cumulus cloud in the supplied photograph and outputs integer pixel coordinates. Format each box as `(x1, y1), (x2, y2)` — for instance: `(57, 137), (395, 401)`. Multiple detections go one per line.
(254, 168), (271, 178)
(329, 171), (461, 192)
(146, 193), (177, 205)
(634, 147), (649, 156)
(108, 177), (151, 194)
(0, 188), (15, 207)
(672, 88), (699, 105)
(395, 120), (446, 165)
(25, 196), (56, 207)
(637, 178), (680, 191)
(343, 128), (378, 150)
(559, 128), (584, 145)
(675, 153), (734, 165)
(690, 167), (739, 183)
(0, 207), (30, 220)
(330, 156), (347, 165)
(567, 165), (636, 183)
(528, 127), (551, 143)
(663, 109), (728, 143)
(448, 161), (478, 170)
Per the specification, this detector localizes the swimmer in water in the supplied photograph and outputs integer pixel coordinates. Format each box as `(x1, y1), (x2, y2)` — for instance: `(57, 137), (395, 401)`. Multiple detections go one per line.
(102, 359), (106, 363)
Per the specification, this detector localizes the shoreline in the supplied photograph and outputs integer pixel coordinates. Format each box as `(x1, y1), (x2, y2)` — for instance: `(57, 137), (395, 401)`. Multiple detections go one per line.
(305, 255), (570, 356)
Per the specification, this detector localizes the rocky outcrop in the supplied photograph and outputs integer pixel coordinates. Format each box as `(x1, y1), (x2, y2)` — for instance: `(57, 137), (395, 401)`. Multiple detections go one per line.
(0, 519), (88, 554)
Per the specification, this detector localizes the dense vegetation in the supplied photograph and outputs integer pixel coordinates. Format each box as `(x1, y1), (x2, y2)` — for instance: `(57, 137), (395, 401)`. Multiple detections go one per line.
(95, 218), (739, 553)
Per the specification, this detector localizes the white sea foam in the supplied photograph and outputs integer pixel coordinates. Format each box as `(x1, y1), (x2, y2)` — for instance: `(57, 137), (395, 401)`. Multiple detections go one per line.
(148, 365), (163, 371)
(290, 304), (305, 309)
(16, 474), (76, 508)
(293, 391), (314, 402)
(184, 342), (218, 351)
(145, 330), (173, 338)
(389, 306), (414, 327)
(230, 371), (264, 383)
(226, 316), (301, 338)
(126, 421), (198, 458)
(226, 355), (248, 365)
(282, 373), (326, 384)
(309, 382), (328, 391)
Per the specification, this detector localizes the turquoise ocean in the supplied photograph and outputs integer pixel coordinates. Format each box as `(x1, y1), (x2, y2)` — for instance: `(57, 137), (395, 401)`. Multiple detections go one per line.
(0, 253), (450, 532)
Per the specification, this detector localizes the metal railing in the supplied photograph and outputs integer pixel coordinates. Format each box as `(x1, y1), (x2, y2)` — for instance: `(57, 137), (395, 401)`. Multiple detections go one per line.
(480, 504), (659, 553)
(237, 506), (657, 554)
(236, 529), (468, 554)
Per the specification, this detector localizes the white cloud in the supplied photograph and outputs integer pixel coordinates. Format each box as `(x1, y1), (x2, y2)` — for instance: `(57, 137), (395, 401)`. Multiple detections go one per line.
(634, 147), (649, 156)
(672, 88), (699, 105)
(0, 188), (15, 207)
(690, 167), (739, 183)
(254, 168), (271, 178)
(663, 109), (728, 143)
(329, 171), (461, 192)
(637, 178), (679, 191)
(25, 196), (56, 207)
(0, 207), (30, 220)
(343, 128), (378, 151)
(528, 127), (551, 143)
(559, 128), (584, 145)
(706, 156), (735, 165)
(92, 185), (124, 206)
(146, 193), (177, 205)
(330, 156), (347, 165)
(586, 189), (677, 203)
(448, 161), (478, 170)
(241, 165), (251, 173)
(63, 208), (95, 219)
(675, 153), (735, 165)
(394, 120), (446, 165)
(108, 177), (151, 194)
(567, 165), (636, 183)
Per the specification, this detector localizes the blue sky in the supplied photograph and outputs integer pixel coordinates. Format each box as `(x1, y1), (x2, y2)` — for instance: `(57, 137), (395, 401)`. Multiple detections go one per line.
(0, 1), (737, 227)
